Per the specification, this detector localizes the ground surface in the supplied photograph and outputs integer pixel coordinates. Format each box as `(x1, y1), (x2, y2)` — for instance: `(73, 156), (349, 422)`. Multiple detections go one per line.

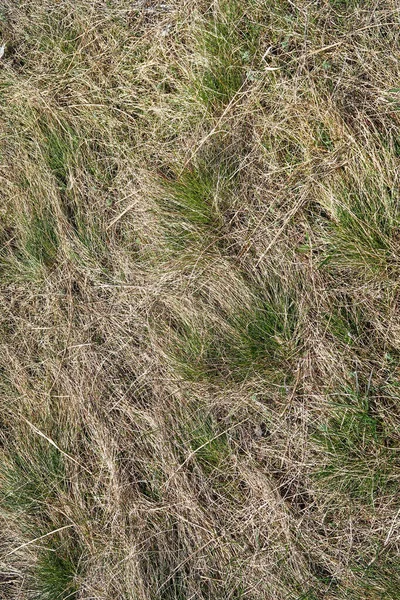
(1, 1), (400, 599)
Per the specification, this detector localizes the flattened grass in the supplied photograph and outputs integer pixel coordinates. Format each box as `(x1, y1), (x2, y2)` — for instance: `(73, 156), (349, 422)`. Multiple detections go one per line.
(1, 1), (400, 599)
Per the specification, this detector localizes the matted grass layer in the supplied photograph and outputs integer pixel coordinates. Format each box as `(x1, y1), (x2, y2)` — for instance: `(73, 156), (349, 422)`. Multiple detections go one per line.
(1, 1), (400, 599)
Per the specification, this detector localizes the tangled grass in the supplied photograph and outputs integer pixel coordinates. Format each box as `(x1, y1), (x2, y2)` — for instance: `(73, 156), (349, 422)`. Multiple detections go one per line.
(1, 1), (400, 598)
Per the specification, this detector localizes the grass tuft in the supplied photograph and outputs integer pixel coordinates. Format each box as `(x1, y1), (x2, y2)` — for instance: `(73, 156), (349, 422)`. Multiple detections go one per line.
(0, 442), (65, 517)
(34, 542), (80, 600)
(314, 386), (398, 503)
(173, 284), (299, 383)
(195, 0), (264, 109)
(0, 210), (59, 281)
(320, 176), (400, 279)
(158, 162), (224, 250)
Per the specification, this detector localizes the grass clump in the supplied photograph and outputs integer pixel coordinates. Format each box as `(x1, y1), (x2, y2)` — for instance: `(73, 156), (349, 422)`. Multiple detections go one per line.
(0, 209), (59, 282)
(33, 540), (81, 600)
(325, 297), (371, 349)
(351, 555), (400, 600)
(313, 387), (397, 503)
(173, 285), (299, 383)
(40, 120), (79, 191)
(320, 176), (400, 279)
(0, 442), (65, 517)
(229, 291), (299, 374)
(0, 426), (85, 600)
(158, 163), (224, 251)
(188, 414), (231, 474)
(23, 211), (59, 269)
(195, 0), (264, 109)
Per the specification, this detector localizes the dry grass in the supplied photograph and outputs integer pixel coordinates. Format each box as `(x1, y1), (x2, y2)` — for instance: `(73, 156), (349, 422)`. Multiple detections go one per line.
(1, 1), (400, 598)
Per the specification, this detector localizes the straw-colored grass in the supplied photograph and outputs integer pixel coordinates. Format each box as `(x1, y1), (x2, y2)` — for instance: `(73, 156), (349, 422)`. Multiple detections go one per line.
(1, 1), (400, 598)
